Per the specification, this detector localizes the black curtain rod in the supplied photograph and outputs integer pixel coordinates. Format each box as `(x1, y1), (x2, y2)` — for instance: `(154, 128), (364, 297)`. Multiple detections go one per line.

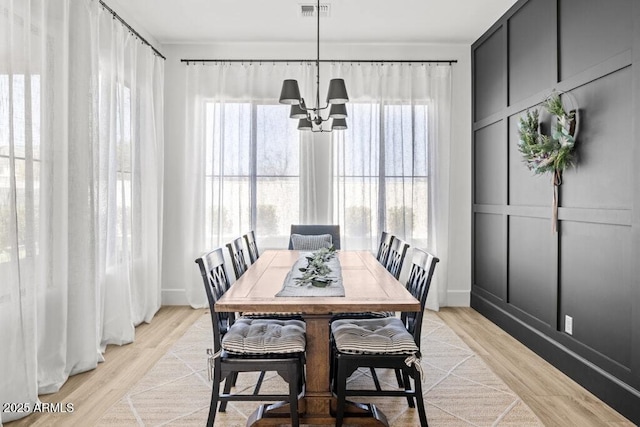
(98, 1), (166, 60)
(181, 59), (457, 64)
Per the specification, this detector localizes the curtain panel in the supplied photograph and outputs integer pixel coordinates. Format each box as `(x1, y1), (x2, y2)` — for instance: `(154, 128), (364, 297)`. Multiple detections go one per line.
(179, 62), (313, 307)
(179, 61), (452, 309)
(0, 0), (164, 423)
(330, 62), (452, 310)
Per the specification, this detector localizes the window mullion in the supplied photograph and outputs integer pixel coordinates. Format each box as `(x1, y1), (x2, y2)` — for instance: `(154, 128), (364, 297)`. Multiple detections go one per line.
(250, 103), (257, 231)
(23, 74), (36, 259)
(377, 103), (386, 239)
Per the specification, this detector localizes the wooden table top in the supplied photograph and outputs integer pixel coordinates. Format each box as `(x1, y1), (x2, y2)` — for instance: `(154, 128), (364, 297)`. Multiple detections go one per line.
(216, 249), (420, 315)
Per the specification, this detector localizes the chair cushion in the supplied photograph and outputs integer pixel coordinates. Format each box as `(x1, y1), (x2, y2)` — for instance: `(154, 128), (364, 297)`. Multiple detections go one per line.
(331, 317), (419, 355)
(290, 233), (333, 251)
(222, 318), (306, 355)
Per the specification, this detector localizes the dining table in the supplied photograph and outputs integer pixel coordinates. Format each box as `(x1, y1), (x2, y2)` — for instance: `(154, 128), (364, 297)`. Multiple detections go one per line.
(215, 249), (421, 426)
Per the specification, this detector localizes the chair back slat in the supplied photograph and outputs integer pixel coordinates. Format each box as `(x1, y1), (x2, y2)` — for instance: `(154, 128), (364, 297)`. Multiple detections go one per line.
(385, 237), (409, 279)
(226, 237), (249, 280)
(376, 231), (395, 266)
(196, 248), (234, 353)
(401, 249), (439, 347)
(243, 230), (260, 264)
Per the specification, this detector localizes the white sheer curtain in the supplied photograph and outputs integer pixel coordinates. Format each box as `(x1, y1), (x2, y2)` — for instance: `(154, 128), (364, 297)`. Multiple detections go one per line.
(180, 62), (312, 306)
(331, 62), (451, 310)
(0, 0), (164, 423)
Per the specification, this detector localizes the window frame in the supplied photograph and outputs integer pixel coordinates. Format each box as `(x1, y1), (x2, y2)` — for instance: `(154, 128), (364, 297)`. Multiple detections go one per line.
(334, 101), (430, 248)
(203, 100), (300, 248)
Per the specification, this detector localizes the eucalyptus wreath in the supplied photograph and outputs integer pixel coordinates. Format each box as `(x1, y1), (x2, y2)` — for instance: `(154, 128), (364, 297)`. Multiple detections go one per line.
(517, 92), (577, 176)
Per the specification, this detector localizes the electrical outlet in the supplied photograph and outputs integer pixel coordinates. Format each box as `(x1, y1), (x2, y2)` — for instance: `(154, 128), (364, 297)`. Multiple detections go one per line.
(565, 315), (573, 335)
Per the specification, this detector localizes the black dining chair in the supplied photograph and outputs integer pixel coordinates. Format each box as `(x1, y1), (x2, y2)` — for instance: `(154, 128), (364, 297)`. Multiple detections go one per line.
(330, 249), (439, 427)
(243, 230), (260, 264)
(288, 224), (341, 250)
(376, 231), (395, 266)
(330, 231), (398, 389)
(196, 248), (306, 427)
(226, 236), (249, 280)
(385, 236), (410, 279)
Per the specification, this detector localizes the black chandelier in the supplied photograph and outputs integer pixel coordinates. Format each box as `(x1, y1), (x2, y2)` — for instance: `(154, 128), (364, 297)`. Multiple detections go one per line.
(278, 0), (348, 132)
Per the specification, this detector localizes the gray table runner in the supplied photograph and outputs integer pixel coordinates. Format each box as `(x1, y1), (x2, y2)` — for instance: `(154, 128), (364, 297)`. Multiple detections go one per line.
(275, 252), (345, 297)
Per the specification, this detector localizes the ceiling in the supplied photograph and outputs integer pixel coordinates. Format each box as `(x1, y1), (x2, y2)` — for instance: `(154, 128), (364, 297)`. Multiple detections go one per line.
(107, 0), (517, 45)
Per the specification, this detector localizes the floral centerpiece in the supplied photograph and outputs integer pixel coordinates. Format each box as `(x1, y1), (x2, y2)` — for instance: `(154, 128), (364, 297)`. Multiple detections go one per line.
(295, 246), (337, 288)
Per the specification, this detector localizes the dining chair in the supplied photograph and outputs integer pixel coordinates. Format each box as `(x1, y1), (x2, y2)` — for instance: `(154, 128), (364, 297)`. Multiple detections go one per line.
(331, 231), (397, 389)
(226, 237), (249, 280)
(330, 249), (439, 427)
(288, 224), (341, 250)
(196, 248), (306, 427)
(243, 230), (260, 264)
(376, 231), (395, 266)
(385, 236), (410, 279)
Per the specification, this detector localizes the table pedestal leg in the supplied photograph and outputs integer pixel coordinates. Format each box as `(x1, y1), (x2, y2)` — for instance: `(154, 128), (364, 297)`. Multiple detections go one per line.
(247, 315), (388, 426)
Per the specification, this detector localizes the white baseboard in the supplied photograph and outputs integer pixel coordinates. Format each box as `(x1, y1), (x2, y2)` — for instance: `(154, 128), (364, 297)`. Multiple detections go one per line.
(447, 290), (470, 307)
(162, 289), (188, 306)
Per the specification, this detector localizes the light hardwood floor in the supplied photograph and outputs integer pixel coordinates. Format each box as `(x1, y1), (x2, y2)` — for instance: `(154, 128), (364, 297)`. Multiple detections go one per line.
(437, 308), (634, 427)
(5, 306), (634, 426)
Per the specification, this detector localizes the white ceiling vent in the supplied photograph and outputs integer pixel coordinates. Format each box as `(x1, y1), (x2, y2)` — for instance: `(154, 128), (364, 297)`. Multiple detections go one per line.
(299, 3), (331, 18)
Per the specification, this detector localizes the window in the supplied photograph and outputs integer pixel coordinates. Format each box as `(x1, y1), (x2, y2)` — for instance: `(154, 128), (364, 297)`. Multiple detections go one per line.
(0, 74), (41, 304)
(334, 102), (429, 249)
(0, 75), (41, 264)
(204, 102), (299, 248)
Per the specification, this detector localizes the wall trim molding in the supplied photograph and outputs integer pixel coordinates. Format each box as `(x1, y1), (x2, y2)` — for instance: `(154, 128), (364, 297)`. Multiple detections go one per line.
(471, 293), (640, 423)
(471, 0), (639, 423)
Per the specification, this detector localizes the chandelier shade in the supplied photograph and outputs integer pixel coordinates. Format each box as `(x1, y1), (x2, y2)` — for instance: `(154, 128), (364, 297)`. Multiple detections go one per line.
(298, 119), (313, 131)
(278, 0), (348, 132)
(329, 103), (348, 119)
(279, 79), (302, 104)
(290, 103), (307, 119)
(327, 79), (349, 104)
(331, 118), (348, 131)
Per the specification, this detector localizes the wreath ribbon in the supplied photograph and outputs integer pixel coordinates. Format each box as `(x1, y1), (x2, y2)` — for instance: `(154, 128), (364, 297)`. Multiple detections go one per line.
(552, 170), (561, 233)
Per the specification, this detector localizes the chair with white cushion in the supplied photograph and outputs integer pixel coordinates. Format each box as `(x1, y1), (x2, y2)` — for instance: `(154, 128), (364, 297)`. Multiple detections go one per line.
(288, 224), (341, 250)
(196, 248), (306, 427)
(330, 249), (439, 427)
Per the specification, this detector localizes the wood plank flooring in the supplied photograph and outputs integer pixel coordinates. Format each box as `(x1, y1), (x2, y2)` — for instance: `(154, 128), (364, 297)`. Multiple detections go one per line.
(438, 308), (633, 427)
(5, 306), (633, 426)
(5, 306), (203, 427)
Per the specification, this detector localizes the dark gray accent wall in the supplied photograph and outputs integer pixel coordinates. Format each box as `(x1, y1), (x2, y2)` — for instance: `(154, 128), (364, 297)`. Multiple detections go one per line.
(471, 0), (640, 423)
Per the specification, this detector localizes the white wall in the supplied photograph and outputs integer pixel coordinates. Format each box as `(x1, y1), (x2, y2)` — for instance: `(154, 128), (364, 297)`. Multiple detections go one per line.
(161, 41), (471, 307)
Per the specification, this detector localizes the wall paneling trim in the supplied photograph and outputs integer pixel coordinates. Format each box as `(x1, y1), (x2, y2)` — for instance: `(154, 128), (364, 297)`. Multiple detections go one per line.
(471, 0), (640, 422)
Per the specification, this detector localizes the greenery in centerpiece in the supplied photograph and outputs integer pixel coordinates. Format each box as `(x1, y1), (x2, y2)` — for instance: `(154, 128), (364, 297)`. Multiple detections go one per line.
(295, 246), (337, 288)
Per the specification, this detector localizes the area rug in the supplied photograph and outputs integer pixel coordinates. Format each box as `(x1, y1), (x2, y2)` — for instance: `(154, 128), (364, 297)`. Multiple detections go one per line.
(97, 310), (543, 426)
